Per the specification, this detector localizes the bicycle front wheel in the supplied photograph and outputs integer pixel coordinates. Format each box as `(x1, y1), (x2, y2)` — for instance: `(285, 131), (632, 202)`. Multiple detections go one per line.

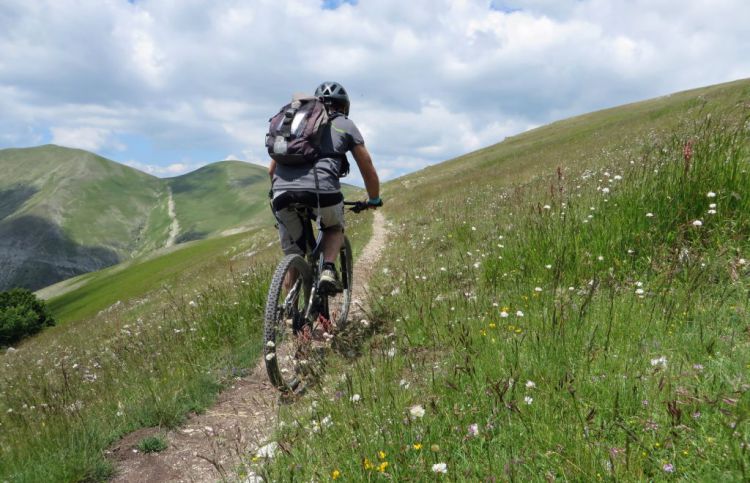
(325, 236), (353, 331)
(263, 254), (312, 393)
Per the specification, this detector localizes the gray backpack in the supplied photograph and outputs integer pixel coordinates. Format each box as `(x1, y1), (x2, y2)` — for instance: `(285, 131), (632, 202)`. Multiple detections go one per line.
(266, 95), (329, 166)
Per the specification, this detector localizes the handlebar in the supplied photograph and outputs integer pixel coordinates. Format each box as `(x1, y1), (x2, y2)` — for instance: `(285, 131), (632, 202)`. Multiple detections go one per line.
(344, 200), (380, 213)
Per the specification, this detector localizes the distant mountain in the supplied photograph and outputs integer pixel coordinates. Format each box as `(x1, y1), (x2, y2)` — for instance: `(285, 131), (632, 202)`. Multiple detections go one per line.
(0, 146), (273, 291)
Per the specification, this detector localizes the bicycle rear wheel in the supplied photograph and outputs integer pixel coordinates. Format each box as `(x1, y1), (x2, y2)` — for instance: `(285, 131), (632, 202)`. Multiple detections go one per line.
(263, 254), (312, 393)
(323, 236), (353, 331)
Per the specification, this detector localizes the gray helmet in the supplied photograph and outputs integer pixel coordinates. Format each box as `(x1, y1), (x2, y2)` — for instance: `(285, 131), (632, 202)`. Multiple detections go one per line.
(315, 81), (350, 115)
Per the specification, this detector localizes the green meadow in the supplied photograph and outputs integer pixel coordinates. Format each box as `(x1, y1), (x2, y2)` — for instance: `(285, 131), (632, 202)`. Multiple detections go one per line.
(1, 78), (749, 481)
(258, 80), (750, 481)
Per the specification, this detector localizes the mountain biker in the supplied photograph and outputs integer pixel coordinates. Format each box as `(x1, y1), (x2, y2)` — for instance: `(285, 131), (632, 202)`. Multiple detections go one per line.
(268, 81), (382, 293)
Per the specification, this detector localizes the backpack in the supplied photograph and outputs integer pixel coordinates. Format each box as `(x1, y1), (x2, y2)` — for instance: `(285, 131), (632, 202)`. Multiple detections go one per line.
(265, 95), (350, 177)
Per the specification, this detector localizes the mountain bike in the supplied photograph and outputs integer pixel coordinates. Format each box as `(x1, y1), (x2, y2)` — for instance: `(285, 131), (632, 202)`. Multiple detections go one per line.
(263, 200), (370, 393)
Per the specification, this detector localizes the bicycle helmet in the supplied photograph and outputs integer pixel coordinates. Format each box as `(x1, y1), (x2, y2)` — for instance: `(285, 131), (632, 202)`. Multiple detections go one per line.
(315, 81), (350, 115)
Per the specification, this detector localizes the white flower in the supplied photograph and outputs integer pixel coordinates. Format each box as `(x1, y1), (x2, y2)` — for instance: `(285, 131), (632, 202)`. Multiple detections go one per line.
(525, 380), (536, 389)
(386, 347), (397, 358)
(709, 203), (717, 209)
(545, 264), (552, 269)
(601, 187), (610, 194)
(188, 300), (197, 307)
(707, 209), (716, 214)
(265, 353), (275, 361)
(265, 340), (275, 348)
(432, 463), (448, 474)
(650, 356), (668, 368)
(739, 259), (747, 265)
(524, 396), (533, 405)
(350, 394), (361, 403)
(692, 220), (703, 227)
(534, 287), (542, 292)
(500, 311), (509, 318)
(543, 205), (551, 210)
(635, 288), (645, 295)
(409, 405), (426, 419)
(516, 310), (524, 317)
(256, 442), (278, 458)
(399, 379), (410, 390)
(707, 191), (716, 198)
(646, 212), (654, 218)
(467, 423), (479, 437)
(597, 255), (604, 261)
(614, 175), (623, 180)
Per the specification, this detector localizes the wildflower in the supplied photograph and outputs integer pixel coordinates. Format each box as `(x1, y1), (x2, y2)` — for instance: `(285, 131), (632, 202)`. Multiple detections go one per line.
(692, 411), (701, 419)
(500, 311), (509, 318)
(350, 394), (361, 403)
(432, 463), (448, 474)
(707, 191), (716, 198)
(378, 450), (387, 460)
(413, 443), (422, 450)
(524, 396), (533, 405)
(265, 341), (275, 348)
(646, 212), (654, 218)
(265, 353), (275, 361)
(516, 310), (524, 317)
(709, 203), (717, 209)
(650, 356), (668, 368)
(331, 469), (341, 479)
(534, 287), (542, 292)
(663, 463), (675, 473)
(188, 300), (197, 307)
(363, 458), (375, 470)
(543, 205), (551, 210)
(399, 379), (410, 390)
(386, 347), (397, 357)
(601, 187), (610, 194)
(597, 255), (604, 261)
(635, 288), (645, 295)
(409, 405), (425, 419)
(692, 220), (703, 227)
(545, 264), (552, 269)
(467, 423), (479, 437)
(378, 461), (389, 472)
(738, 258), (746, 265)
(488, 323), (496, 329)
(526, 380), (536, 389)
(693, 363), (704, 371)
(708, 209), (716, 214)
(614, 175), (623, 180)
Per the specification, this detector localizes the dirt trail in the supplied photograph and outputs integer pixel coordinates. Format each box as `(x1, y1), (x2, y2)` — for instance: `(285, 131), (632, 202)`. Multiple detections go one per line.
(165, 188), (180, 248)
(110, 211), (389, 482)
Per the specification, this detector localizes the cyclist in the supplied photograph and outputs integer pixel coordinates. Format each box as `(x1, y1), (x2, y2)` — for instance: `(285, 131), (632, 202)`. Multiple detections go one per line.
(269, 81), (382, 293)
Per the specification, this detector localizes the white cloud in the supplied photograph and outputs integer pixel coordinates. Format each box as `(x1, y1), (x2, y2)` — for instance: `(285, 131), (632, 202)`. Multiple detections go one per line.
(123, 160), (202, 177)
(50, 127), (122, 152)
(1, 0), (749, 181)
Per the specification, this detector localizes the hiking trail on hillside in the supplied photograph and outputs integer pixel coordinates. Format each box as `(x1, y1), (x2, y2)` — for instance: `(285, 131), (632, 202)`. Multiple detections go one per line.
(165, 187), (180, 248)
(110, 211), (389, 482)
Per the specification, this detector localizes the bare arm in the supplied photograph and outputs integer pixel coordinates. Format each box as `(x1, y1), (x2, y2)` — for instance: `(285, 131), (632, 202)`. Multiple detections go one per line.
(351, 144), (379, 200)
(268, 158), (277, 180)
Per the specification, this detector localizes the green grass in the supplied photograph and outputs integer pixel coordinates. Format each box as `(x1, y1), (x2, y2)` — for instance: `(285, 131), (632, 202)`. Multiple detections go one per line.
(46, 228), (268, 324)
(258, 84), (750, 481)
(0, 198), (374, 482)
(137, 435), (168, 453)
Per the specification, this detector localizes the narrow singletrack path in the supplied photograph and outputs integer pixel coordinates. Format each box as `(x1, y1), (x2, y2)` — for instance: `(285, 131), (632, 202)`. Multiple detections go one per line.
(110, 211), (389, 482)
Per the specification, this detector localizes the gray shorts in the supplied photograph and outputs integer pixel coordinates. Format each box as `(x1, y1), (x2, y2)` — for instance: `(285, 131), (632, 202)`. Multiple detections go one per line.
(274, 202), (345, 255)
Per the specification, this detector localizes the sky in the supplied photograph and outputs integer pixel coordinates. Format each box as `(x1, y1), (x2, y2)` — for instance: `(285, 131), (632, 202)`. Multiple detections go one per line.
(1, 0), (749, 185)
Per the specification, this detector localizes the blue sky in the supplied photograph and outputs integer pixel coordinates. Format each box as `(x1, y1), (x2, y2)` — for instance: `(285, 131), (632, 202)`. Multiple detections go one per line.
(1, 0), (749, 184)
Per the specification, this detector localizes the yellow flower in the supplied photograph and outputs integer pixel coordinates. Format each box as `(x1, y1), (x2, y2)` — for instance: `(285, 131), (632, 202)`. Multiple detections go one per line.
(413, 443), (422, 450)
(501, 306), (509, 312)
(514, 328), (522, 334)
(480, 329), (487, 336)
(331, 469), (341, 480)
(489, 323), (496, 329)
(378, 450), (387, 460)
(378, 461), (389, 473)
(363, 458), (374, 470)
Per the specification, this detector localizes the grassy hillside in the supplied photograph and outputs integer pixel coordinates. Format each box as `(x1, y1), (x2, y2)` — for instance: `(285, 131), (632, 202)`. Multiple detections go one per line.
(0, 145), (169, 291)
(167, 161), (271, 242)
(0, 203), (374, 481)
(0, 149), (318, 291)
(260, 79), (750, 481)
